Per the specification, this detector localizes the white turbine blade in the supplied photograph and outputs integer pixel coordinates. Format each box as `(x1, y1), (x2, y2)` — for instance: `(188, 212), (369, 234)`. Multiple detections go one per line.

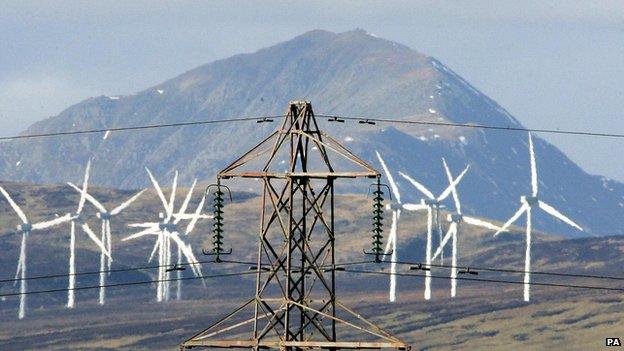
(169, 232), (202, 277)
(402, 203), (428, 211)
(111, 189), (146, 216)
(175, 213), (212, 220)
(0, 186), (28, 223)
(166, 170), (179, 221)
(538, 200), (583, 231)
(529, 133), (538, 197)
(432, 222), (455, 261)
(185, 194), (207, 235)
(494, 203), (528, 237)
(148, 237), (161, 263)
(146, 167), (169, 211)
(398, 172), (434, 200)
(437, 165), (469, 202)
(82, 222), (111, 259)
(122, 226), (159, 241)
(442, 158), (461, 214)
(77, 159), (92, 213)
(375, 151), (401, 203)
(32, 213), (72, 230)
(128, 222), (157, 228)
(463, 216), (502, 232)
(67, 182), (107, 213)
(174, 179), (197, 224)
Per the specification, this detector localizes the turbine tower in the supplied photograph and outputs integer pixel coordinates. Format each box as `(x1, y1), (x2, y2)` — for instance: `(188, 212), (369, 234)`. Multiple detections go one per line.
(0, 187), (72, 319)
(124, 171), (208, 302)
(398, 163), (468, 300)
(431, 158), (500, 297)
(67, 183), (145, 305)
(494, 133), (582, 301)
(66, 160), (111, 308)
(375, 151), (427, 302)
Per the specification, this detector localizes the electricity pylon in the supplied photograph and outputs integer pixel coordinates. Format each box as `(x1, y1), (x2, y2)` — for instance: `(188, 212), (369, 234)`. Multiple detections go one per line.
(181, 101), (410, 350)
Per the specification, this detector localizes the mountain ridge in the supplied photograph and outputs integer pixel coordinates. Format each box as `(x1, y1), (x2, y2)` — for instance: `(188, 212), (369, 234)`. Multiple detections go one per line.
(0, 29), (622, 237)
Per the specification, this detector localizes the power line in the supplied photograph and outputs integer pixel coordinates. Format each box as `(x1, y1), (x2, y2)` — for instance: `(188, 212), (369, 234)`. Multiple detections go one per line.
(0, 115), (286, 141)
(0, 271), (256, 298)
(382, 260), (624, 282)
(0, 259), (217, 284)
(339, 268), (624, 293)
(2, 113), (624, 142)
(316, 114), (624, 139)
(0, 258), (375, 284)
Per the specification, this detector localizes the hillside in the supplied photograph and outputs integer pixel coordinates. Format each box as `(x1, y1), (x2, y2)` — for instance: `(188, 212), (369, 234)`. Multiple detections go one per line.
(0, 30), (622, 236)
(1, 182), (623, 350)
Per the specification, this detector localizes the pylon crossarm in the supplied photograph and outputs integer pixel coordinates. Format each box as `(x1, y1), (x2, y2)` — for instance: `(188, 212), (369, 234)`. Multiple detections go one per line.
(336, 301), (403, 343)
(220, 131), (280, 176)
(320, 131), (379, 175)
(186, 298), (255, 342)
(287, 300), (399, 342)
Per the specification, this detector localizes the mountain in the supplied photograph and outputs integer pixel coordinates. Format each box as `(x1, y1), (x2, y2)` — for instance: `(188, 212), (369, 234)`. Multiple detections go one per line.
(0, 29), (622, 237)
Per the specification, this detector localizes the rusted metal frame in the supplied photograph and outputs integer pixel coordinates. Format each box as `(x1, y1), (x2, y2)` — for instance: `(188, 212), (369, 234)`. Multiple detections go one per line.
(298, 177), (308, 341)
(292, 130), (377, 177)
(284, 173), (295, 343)
(254, 302), (288, 342)
(309, 110), (335, 173)
(296, 304), (333, 342)
(297, 301), (332, 340)
(286, 180), (330, 243)
(263, 121), (296, 173)
(185, 298), (255, 342)
(265, 179), (293, 241)
(335, 301), (403, 343)
(330, 179), (337, 341)
(219, 130), (280, 176)
(260, 105), (299, 173)
(302, 180), (333, 238)
(256, 299), (287, 340)
(253, 179), (269, 340)
(257, 236), (288, 299)
(320, 131), (380, 175)
(288, 300), (399, 342)
(262, 180), (303, 298)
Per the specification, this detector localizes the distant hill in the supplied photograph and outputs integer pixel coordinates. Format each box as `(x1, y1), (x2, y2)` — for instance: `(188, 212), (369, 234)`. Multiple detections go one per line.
(0, 29), (622, 236)
(1, 181), (623, 350)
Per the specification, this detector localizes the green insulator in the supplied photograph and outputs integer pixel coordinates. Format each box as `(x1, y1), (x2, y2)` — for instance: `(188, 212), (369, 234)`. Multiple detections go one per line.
(370, 183), (385, 261)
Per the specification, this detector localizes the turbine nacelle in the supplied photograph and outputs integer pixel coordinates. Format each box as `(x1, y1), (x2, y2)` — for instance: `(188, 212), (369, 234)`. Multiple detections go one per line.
(97, 212), (112, 220)
(521, 195), (539, 206)
(159, 222), (177, 232)
(17, 223), (32, 232)
(423, 198), (440, 206)
(447, 213), (463, 223)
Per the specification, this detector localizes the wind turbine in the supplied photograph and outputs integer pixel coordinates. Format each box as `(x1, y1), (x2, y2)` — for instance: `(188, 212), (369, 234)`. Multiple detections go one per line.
(374, 151), (440, 302)
(397, 162), (468, 300)
(431, 158), (501, 297)
(67, 183), (146, 305)
(124, 169), (208, 302)
(0, 186), (72, 319)
(494, 133), (582, 302)
(66, 160), (111, 308)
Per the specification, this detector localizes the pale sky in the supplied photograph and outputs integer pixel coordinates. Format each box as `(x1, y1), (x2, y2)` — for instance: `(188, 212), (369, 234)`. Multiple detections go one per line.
(1, 0), (623, 180)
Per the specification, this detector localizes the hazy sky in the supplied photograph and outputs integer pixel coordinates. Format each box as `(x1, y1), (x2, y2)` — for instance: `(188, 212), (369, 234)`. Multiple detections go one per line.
(1, 1), (623, 180)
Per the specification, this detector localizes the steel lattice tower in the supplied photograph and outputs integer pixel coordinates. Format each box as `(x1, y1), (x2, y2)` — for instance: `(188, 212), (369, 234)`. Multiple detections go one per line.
(181, 101), (410, 350)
